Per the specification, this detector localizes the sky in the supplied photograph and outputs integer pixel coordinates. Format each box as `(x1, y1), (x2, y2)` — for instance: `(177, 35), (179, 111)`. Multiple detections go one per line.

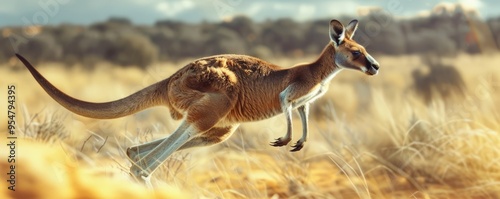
(0, 0), (498, 27)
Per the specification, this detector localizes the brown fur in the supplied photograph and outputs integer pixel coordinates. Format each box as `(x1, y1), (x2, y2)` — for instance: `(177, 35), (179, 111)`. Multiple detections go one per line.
(16, 19), (380, 182)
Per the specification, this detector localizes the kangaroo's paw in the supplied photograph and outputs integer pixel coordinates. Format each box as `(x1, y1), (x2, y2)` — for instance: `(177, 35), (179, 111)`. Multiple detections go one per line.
(270, 137), (291, 147)
(290, 140), (305, 152)
(129, 163), (152, 185)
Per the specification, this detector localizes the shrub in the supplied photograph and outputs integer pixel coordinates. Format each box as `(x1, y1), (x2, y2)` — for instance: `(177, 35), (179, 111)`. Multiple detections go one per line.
(412, 57), (466, 103)
(110, 32), (159, 68)
(203, 27), (246, 55)
(18, 33), (62, 65)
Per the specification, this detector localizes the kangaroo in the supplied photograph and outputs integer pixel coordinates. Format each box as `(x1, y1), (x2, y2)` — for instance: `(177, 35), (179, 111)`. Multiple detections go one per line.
(16, 19), (380, 184)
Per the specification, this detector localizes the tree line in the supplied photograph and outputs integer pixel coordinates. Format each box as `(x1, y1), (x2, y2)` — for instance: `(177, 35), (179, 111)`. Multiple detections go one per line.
(1, 11), (499, 68)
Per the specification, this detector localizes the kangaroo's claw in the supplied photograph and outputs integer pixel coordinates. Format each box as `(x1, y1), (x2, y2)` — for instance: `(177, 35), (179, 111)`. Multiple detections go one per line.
(270, 137), (291, 147)
(290, 140), (304, 152)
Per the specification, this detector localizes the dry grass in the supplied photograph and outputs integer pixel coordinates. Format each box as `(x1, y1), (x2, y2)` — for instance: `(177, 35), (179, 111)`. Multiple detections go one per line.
(1, 53), (500, 198)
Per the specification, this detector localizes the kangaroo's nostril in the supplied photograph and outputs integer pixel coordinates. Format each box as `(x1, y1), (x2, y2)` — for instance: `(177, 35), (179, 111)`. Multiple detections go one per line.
(372, 63), (379, 70)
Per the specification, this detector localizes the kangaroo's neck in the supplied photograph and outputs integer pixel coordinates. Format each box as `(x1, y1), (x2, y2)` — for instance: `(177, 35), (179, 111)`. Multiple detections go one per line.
(291, 43), (342, 83)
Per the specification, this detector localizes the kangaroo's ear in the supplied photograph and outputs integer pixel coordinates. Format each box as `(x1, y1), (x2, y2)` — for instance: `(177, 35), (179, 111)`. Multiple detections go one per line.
(329, 19), (345, 47)
(345, 19), (359, 39)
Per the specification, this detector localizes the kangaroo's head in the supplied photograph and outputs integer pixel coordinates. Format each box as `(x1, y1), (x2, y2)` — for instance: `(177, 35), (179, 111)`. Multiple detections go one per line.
(329, 19), (380, 76)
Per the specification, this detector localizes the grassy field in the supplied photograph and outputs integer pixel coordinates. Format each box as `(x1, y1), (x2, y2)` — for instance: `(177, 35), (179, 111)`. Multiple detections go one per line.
(1, 54), (500, 198)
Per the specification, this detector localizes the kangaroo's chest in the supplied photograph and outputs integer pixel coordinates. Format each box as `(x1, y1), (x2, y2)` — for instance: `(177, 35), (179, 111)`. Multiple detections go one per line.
(289, 71), (339, 108)
(291, 83), (329, 109)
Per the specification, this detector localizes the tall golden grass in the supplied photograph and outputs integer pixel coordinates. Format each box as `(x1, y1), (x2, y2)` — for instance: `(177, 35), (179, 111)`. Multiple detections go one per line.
(1, 54), (500, 198)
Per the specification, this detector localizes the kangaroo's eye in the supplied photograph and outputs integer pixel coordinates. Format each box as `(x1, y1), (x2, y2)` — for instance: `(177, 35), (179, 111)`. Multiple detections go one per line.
(352, 51), (361, 57)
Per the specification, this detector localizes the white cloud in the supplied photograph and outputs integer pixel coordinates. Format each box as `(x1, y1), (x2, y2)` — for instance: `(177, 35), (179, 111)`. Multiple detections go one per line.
(297, 4), (316, 20)
(239, 1), (358, 21)
(246, 3), (265, 16)
(458, 0), (484, 9)
(155, 0), (195, 17)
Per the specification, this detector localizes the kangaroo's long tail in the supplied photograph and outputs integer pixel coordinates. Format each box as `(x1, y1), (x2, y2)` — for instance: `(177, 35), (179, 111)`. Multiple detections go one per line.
(16, 54), (168, 119)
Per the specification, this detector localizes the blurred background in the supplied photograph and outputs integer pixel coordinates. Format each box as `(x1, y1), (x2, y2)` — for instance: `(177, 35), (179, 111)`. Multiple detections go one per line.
(0, 0), (499, 67)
